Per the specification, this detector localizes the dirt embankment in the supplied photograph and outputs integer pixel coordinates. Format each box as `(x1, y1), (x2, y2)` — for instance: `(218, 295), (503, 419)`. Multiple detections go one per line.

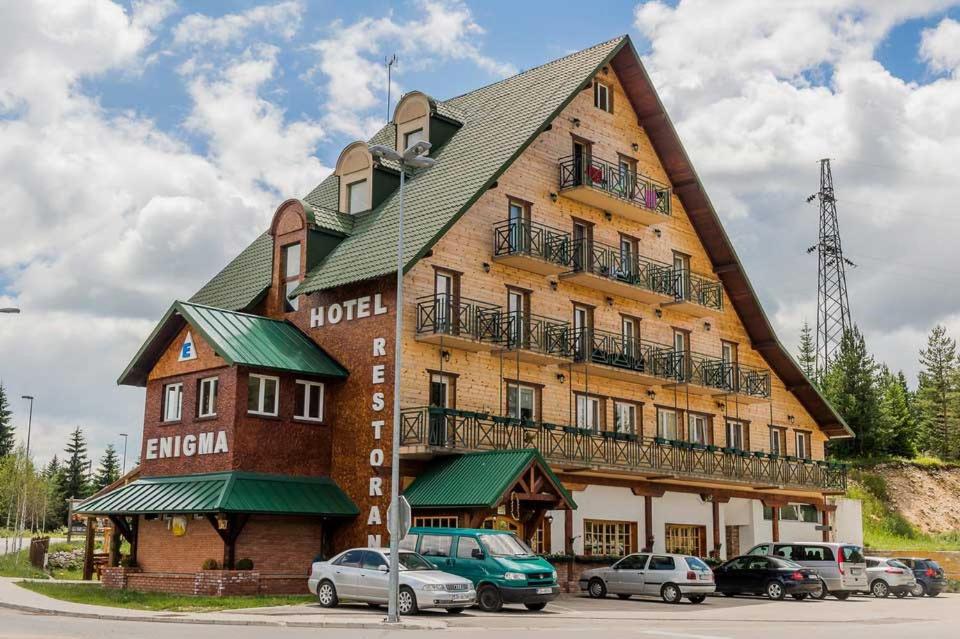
(874, 464), (960, 535)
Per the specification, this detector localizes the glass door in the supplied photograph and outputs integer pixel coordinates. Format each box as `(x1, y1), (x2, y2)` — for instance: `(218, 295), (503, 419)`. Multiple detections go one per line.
(673, 330), (688, 381)
(429, 374), (452, 446)
(508, 200), (527, 254)
(622, 316), (638, 364)
(572, 222), (588, 272)
(722, 341), (738, 392)
(507, 289), (527, 348)
(673, 252), (689, 301)
(574, 305), (590, 360)
(726, 420), (744, 450)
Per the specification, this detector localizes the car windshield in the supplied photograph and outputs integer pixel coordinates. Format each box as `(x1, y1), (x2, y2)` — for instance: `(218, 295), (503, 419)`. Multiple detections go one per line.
(685, 557), (710, 571)
(479, 533), (535, 557)
(386, 551), (435, 571)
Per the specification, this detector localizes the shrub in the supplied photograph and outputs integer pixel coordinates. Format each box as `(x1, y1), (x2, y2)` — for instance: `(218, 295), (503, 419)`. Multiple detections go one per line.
(235, 558), (254, 570)
(201, 558), (219, 570)
(119, 557), (138, 568)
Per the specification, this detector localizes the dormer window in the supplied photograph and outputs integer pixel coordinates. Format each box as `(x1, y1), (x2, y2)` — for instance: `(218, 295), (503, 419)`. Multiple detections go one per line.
(282, 242), (301, 311)
(594, 81), (612, 113)
(404, 128), (425, 150)
(346, 179), (369, 214)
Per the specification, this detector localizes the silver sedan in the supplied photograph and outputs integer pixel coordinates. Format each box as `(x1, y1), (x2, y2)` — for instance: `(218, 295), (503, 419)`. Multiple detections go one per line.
(865, 556), (917, 598)
(308, 547), (476, 615)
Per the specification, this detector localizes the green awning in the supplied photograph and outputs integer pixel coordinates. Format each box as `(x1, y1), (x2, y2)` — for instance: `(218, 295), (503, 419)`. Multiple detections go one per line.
(403, 449), (576, 510)
(119, 300), (348, 386)
(75, 471), (359, 517)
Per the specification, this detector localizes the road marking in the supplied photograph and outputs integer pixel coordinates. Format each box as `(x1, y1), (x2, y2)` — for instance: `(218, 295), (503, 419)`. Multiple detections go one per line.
(638, 631), (732, 639)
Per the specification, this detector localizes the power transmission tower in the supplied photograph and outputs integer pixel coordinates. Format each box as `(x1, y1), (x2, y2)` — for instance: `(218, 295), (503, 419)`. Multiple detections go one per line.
(807, 158), (854, 376)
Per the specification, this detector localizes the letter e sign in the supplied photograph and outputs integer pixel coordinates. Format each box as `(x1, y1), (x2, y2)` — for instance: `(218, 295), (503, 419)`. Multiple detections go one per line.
(178, 331), (197, 361)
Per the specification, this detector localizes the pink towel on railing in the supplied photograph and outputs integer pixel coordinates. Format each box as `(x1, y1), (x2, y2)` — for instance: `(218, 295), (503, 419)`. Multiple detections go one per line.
(645, 187), (657, 209)
(588, 165), (604, 184)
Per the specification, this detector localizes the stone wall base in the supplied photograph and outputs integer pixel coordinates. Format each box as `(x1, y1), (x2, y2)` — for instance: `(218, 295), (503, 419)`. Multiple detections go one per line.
(101, 567), (309, 596)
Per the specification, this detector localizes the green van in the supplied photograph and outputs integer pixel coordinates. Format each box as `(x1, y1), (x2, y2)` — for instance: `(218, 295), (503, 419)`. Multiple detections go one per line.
(402, 527), (560, 612)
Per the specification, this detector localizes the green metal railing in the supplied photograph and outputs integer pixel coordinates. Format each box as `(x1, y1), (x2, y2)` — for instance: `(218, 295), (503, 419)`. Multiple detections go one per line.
(558, 154), (671, 216)
(400, 407), (846, 491)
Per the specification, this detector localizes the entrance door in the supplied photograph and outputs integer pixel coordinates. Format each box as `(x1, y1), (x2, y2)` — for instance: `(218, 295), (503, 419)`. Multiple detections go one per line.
(572, 222), (589, 272)
(429, 374), (453, 445)
(673, 252), (690, 300)
(673, 329), (689, 381)
(573, 305), (591, 360)
(507, 289), (528, 348)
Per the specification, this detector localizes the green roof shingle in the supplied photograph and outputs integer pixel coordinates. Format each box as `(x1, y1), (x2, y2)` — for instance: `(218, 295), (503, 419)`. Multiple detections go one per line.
(190, 232), (273, 312)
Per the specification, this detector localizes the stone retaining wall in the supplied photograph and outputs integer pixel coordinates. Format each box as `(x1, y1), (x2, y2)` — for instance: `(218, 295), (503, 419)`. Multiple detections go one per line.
(101, 567), (307, 596)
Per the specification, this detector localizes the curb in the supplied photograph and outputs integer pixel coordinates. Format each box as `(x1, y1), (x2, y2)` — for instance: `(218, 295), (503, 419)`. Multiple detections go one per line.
(0, 600), (446, 630)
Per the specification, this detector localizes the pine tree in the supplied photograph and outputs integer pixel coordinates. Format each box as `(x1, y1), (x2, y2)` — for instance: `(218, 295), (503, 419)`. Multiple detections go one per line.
(821, 327), (881, 458)
(94, 445), (120, 490)
(878, 367), (915, 457)
(797, 320), (817, 382)
(61, 427), (91, 501)
(915, 325), (958, 459)
(0, 382), (15, 457)
(44, 455), (60, 479)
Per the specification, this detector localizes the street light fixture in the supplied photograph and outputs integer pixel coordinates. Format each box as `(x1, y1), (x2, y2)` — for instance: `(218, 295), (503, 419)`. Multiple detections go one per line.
(0, 308), (21, 314)
(21, 396), (34, 457)
(368, 139), (437, 624)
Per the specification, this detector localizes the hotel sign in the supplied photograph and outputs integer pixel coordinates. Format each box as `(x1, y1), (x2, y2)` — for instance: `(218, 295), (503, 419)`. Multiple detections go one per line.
(310, 293), (388, 328)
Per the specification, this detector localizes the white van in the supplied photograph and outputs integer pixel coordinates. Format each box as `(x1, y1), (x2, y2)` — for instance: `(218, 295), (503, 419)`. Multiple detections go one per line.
(746, 542), (868, 599)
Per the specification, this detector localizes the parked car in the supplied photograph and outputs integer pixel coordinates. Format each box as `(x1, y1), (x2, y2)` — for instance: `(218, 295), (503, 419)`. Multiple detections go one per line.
(714, 555), (822, 600)
(746, 541), (868, 599)
(308, 547), (476, 615)
(865, 556), (917, 598)
(401, 527), (559, 612)
(893, 557), (947, 597)
(579, 553), (715, 604)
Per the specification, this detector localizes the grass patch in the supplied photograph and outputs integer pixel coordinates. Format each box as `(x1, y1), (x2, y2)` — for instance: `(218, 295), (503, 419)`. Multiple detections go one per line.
(0, 550), (49, 579)
(846, 455), (960, 471)
(849, 470), (960, 551)
(17, 582), (314, 612)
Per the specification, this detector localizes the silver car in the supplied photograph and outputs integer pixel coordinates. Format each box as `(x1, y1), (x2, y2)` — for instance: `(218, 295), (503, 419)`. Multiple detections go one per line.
(308, 548), (477, 615)
(865, 556), (917, 598)
(579, 553), (716, 604)
(746, 542), (868, 599)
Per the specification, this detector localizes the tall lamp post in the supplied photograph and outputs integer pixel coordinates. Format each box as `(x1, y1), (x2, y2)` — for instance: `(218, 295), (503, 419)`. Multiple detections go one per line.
(119, 433), (129, 475)
(21, 396), (34, 457)
(368, 140), (437, 623)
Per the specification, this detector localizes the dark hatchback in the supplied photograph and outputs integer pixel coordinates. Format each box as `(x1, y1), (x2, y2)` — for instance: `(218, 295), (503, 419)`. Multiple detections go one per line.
(714, 555), (822, 600)
(894, 557), (947, 597)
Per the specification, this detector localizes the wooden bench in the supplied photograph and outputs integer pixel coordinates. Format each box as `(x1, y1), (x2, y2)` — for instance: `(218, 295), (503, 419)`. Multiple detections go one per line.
(92, 553), (109, 581)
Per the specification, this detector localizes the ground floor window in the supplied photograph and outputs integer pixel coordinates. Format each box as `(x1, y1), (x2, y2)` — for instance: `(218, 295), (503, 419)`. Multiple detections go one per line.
(413, 515), (458, 528)
(763, 504), (819, 523)
(664, 524), (706, 557)
(583, 519), (636, 556)
(529, 520), (550, 554)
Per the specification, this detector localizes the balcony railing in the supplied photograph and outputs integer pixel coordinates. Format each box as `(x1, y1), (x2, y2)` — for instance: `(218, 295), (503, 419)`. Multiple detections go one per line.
(569, 237), (675, 295)
(558, 154), (671, 216)
(670, 270), (723, 312)
(415, 295), (503, 343)
(572, 326), (675, 378)
(500, 311), (572, 359)
(660, 350), (771, 400)
(400, 407), (846, 492)
(493, 218), (570, 267)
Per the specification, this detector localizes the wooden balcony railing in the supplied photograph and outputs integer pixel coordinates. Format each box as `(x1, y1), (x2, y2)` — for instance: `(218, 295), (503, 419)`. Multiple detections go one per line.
(400, 407), (847, 492)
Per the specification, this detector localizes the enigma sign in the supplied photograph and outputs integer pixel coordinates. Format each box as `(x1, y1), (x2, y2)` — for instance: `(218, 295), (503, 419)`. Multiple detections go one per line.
(145, 430), (228, 460)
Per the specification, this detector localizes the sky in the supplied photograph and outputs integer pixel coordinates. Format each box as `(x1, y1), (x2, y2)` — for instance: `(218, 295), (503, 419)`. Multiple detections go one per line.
(2, 0), (960, 468)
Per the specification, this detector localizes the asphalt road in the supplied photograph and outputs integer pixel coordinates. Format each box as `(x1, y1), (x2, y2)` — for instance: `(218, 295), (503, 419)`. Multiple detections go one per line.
(1, 593), (958, 639)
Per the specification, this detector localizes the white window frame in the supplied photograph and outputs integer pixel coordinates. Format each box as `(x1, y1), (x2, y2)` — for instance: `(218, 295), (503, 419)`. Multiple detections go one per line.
(594, 81), (611, 113)
(770, 428), (785, 455)
(657, 408), (678, 440)
(507, 383), (537, 422)
(688, 413), (708, 444)
(726, 420), (745, 450)
(163, 383), (183, 422)
(795, 431), (810, 458)
(403, 128), (425, 150)
(614, 401), (636, 434)
(346, 179), (369, 214)
(295, 379), (325, 422)
(198, 377), (218, 418)
(248, 374), (280, 417)
(576, 394), (601, 432)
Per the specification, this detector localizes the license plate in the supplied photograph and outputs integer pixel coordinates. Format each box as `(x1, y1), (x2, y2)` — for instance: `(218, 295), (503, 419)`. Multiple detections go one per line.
(453, 593), (471, 600)
(536, 587), (553, 595)
(850, 568), (861, 575)
(699, 573), (712, 580)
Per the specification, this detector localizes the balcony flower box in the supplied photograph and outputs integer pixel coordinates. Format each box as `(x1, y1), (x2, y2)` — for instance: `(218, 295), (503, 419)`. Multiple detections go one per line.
(722, 446), (737, 454)
(600, 430), (617, 439)
(753, 451), (766, 459)
(691, 442), (707, 451)
(428, 406), (444, 415)
(784, 455), (797, 462)
(492, 415), (511, 425)
(578, 428), (597, 437)
(654, 437), (668, 446)
(737, 450), (751, 458)
(542, 422), (557, 431)
(563, 425), (579, 434)
(706, 444), (719, 452)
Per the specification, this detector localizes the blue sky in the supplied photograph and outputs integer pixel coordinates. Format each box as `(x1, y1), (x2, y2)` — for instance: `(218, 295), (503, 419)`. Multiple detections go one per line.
(3, 0), (960, 466)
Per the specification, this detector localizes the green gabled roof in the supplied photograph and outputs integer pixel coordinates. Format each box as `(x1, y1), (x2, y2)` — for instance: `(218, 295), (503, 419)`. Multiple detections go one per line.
(403, 449), (576, 510)
(118, 300), (348, 386)
(190, 232), (273, 311)
(75, 471), (359, 516)
(293, 36), (627, 294)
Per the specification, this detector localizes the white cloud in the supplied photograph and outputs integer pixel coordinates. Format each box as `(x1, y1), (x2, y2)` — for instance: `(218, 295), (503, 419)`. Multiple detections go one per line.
(173, 1), (304, 47)
(920, 17), (960, 74)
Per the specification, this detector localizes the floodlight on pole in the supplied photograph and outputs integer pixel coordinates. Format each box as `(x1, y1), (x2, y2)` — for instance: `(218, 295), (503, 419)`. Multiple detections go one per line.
(0, 307), (20, 314)
(370, 139), (437, 624)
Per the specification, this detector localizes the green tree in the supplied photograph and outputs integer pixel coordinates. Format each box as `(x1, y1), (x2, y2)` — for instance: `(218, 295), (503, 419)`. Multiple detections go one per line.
(877, 367), (916, 457)
(797, 320), (817, 382)
(60, 427), (91, 502)
(822, 327), (881, 458)
(94, 444), (120, 490)
(0, 382), (14, 457)
(915, 325), (958, 459)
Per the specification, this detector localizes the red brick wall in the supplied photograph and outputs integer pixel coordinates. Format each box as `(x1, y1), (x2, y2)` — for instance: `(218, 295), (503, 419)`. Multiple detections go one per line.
(233, 516), (324, 574)
(137, 517), (224, 573)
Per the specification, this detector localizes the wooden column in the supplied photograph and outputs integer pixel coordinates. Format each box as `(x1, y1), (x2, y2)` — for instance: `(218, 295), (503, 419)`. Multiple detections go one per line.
(81, 517), (96, 581)
(130, 516), (139, 565)
(820, 508), (830, 542)
(771, 506), (780, 543)
(711, 500), (721, 558)
(207, 514), (249, 569)
(564, 509), (574, 555)
(643, 495), (654, 552)
(108, 526), (121, 567)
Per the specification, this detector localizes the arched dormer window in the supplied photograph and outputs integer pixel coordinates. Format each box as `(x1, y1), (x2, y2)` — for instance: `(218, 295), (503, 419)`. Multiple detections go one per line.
(394, 91), (433, 152)
(334, 142), (373, 214)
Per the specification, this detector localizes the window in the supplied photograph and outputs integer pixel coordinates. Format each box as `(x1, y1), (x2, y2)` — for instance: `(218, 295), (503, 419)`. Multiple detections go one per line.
(403, 128), (424, 150)
(281, 243), (301, 312)
(529, 520), (549, 554)
(163, 383), (183, 422)
(429, 373), (454, 409)
(617, 554), (648, 570)
(773, 544), (833, 561)
(576, 394), (601, 432)
(413, 516), (458, 528)
(593, 80), (612, 113)
(295, 380), (324, 421)
(334, 549), (364, 567)
(419, 534), (452, 558)
(507, 383), (537, 422)
(506, 288), (529, 347)
(457, 536), (482, 559)
(506, 199), (530, 253)
(673, 252), (690, 300)
(434, 270), (458, 332)
(346, 179), (369, 213)
(573, 304), (592, 358)
(583, 520), (635, 556)
(614, 401), (637, 434)
(748, 544), (771, 556)
(725, 420), (745, 449)
(197, 377), (218, 418)
(795, 431), (810, 458)
(648, 555), (677, 571)
(247, 374), (279, 416)
(770, 428), (786, 455)
(688, 413), (709, 444)
(361, 551), (387, 569)
(665, 524), (706, 557)
(657, 408), (678, 440)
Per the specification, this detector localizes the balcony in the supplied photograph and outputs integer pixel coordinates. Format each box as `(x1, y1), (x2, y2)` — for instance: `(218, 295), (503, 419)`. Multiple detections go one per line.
(660, 270), (724, 316)
(571, 327), (675, 386)
(663, 353), (772, 404)
(558, 155), (671, 226)
(415, 295), (505, 352)
(399, 407), (847, 493)
(492, 219), (570, 276)
(559, 238), (676, 304)
(499, 311), (572, 365)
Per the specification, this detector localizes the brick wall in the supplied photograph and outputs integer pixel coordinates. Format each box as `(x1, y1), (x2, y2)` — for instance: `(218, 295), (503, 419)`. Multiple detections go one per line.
(234, 515), (324, 574)
(137, 517), (224, 573)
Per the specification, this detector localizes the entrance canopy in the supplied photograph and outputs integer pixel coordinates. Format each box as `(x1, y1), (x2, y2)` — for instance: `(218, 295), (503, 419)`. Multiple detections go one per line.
(404, 449), (576, 510)
(75, 471), (359, 517)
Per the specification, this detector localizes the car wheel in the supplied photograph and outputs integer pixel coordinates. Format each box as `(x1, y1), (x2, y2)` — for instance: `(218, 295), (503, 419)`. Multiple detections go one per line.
(661, 583), (682, 604)
(926, 590), (940, 598)
(524, 602), (547, 611)
(911, 582), (925, 597)
(833, 591), (851, 601)
(791, 593), (808, 600)
(766, 580), (785, 601)
(894, 590), (908, 598)
(871, 580), (890, 598)
(588, 578), (607, 599)
(397, 586), (419, 615)
(688, 595), (706, 604)
(447, 607), (465, 614)
(617, 593), (631, 600)
(477, 585), (503, 613)
(316, 580), (339, 608)
(811, 580), (828, 600)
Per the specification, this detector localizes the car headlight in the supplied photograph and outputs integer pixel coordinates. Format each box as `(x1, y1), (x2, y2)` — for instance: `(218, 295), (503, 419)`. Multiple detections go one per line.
(504, 572), (526, 581)
(551, 570), (558, 580)
(421, 584), (446, 591)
